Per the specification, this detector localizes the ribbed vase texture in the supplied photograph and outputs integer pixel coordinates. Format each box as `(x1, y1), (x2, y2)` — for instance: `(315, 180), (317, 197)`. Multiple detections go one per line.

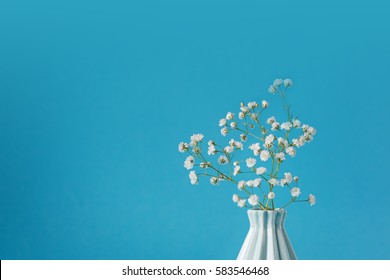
(237, 210), (297, 260)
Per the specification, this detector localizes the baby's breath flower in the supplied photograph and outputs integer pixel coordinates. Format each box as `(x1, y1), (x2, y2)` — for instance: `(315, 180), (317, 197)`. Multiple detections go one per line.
(226, 112), (234, 120)
(221, 127), (228, 136)
(281, 122), (292, 131)
(219, 118), (227, 127)
(192, 146), (200, 154)
(268, 178), (279, 186)
(189, 171), (198, 185)
(253, 178), (261, 187)
(235, 141), (243, 150)
(224, 146), (234, 154)
(178, 142), (189, 153)
(260, 150), (270, 161)
(284, 172), (293, 184)
(308, 126), (317, 135)
(179, 77), (316, 210)
(233, 165), (240, 176)
(238, 180), (246, 190)
(184, 156), (195, 170)
(210, 177), (219, 185)
(190, 134), (204, 145)
(262, 125), (268, 135)
(265, 134), (275, 143)
(248, 101), (258, 109)
(286, 146), (296, 157)
(308, 194), (316, 206)
(284, 79), (293, 87)
(298, 136), (306, 147)
(267, 116), (276, 124)
(271, 122), (280, 131)
(218, 155), (228, 165)
(246, 158), (256, 168)
(276, 152), (285, 161)
(248, 194), (259, 206)
(240, 106), (250, 113)
(249, 113), (257, 121)
(249, 143), (261, 156)
(208, 145), (216, 155)
(291, 187), (301, 197)
(237, 199), (246, 208)
(273, 78), (283, 86)
(293, 119), (301, 128)
(304, 133), (313, 142)
(268, 85), (277, 93)
(268, 192), (275, 199)
(256, 167), (267, 175)
(277, 137), (288, 147)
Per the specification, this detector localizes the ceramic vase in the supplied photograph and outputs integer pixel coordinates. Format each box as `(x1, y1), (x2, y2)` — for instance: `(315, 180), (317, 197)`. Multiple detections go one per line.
(237, 210), (297, 260)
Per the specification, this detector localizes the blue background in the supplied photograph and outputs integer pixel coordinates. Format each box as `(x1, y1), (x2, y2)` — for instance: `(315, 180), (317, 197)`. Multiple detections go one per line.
(1, 0), (389, 260)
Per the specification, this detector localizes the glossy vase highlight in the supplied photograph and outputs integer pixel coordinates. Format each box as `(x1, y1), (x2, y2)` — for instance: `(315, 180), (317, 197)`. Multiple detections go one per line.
(237, 210), (297, 260)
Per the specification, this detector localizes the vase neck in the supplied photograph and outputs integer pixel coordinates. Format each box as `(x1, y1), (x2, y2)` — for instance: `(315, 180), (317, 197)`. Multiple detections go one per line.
(247, 210), (286, 228)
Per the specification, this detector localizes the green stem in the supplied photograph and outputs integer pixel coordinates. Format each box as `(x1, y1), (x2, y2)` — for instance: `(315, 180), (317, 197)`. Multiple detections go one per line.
(279, 197), (297, 209)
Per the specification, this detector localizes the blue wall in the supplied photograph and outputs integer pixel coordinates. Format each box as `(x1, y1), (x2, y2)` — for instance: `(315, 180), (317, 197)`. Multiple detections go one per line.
(1, 0), (389, 259)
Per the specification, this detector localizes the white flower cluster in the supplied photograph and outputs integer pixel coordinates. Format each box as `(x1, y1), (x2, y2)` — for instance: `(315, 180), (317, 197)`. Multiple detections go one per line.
(179, 78), (317, 210)
(268, 78), (292, 94)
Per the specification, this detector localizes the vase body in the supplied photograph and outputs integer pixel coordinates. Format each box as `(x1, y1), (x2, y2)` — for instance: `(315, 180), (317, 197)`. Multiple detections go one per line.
(237, 210), (297, 260)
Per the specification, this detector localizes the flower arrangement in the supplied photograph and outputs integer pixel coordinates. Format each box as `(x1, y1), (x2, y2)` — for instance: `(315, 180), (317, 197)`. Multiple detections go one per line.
(178, 78), (316, 210)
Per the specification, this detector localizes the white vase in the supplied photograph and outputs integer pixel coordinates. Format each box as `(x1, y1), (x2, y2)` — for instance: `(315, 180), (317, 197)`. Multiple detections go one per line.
(237, 210), (297, 260)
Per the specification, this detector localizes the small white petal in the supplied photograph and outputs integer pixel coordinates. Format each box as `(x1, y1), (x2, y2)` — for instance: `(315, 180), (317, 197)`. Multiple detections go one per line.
(246, 158), (256, 168)
(268, 85), (277, 93)
(178, 142), (189, 153)
(218, 155), (229, 165)
(226, 112), (234, 120)
(237, 180), (246, 190)
(268, 192), (275, 199)
(273, 78), (283, 86)
(286, 146), (296, 157)
(237, 199), (246, 208)
(221, 127), (228, 136)
(248, 194), (259, 206)
(232, 194), (240, 203)
(260, 150), (270, 161)
(184, 155), (195, 170)
(189, 171), (198, 185)
(308, 194), (316, 206)
(219, 118), (227, 127)
(291, 187), (301, 197)
(256, 167), (267, 175)
(284, 79), (293, 87)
